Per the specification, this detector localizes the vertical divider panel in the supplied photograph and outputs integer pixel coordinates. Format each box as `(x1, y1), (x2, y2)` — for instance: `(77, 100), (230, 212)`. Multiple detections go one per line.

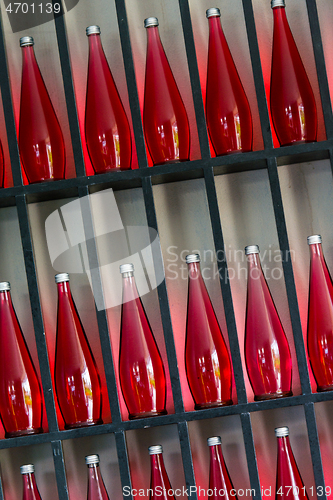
(240, 413), (262, 500)
(304, 403), (327, 499)
(52, 440), (70, 500)
(178, 421), (197, 500)
(0, 466), (5, 500)
(115, 430), (133, 500)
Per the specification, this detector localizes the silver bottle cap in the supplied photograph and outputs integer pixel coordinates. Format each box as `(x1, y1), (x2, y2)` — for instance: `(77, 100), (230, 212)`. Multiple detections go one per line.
(20, 36), (34, 47)
(271, 0), (285, 8)
(307, 235), (322, 245)
(85, 454), (100, 465)
(275, 426), (289, 437)
(86, 25), (101, 36)
(20, 464), (35, 474)
(185, 254), (200, 264)
(119, 264), (134, 274)
(207, 436), (222, 446)
(245, 245), (259, 255)
(0, 282), (10, 292)
(55, 273), (70, 284)
(148, 445), (163, 455)
(144, 17), (159, 28)
(206, 8), (221, 18)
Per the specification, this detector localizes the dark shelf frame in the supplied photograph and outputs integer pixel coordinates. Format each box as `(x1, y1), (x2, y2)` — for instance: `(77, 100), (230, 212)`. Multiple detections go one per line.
(0, 0), (330, 499)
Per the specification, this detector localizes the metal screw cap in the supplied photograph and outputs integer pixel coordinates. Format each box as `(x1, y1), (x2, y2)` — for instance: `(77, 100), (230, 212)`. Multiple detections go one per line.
(0, 282), (10, 292)
(271, 0), (285, 8)
(307, 235), (322, 245)
(20, 36), (34, 47)
(119, 264), (134, 274)
(55, 273), (70, 283)
(144, 17), (159, 28)
(148, 445), (163, 455)
(206, 8), (221, 18)
(86, 26), (101, 36)
(275, 426), (289, 437)
(207, 436), (222, 446)
(245, 245), (259, 255)
(185, 254), (201, 264)
(20, 464), (35, 474)
(85, 454), (100, 465)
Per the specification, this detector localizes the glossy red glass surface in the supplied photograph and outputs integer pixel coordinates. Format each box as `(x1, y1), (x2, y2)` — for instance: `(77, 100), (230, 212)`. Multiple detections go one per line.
(270, 7), (317, 146)
(245, 252), (292, 400)
(209, 442), (237, 500)
(143, 25), (190, 165)
(276, 435), (308, 500)
(307, 242), (333, 391)
(206, 15), (253, 156)
(87, 464), (109, 500)
(19, 44), (65, 183)
(22, 472), (42, 500)
(185, 261), (232, 409)
(150, 452), (175, 500)
(0, 289), (42, 438)
(55, 281), (102, 428)
(85, 33), (132, 173)
(119, 273), (167, 419)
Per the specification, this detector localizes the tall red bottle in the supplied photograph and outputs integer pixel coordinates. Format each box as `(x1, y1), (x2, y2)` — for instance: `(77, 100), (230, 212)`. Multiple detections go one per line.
(0, 281), (42, 438)
(86, 455), (109, 500)
(270, 0), (317, 146)
(143, 17), (190, 165)
(206, 8), (253, 156)
(245, 245), (292, 400)
(208, 436), (237, 500)
(85, 26), (132, 173)
(307, 235), (333, 391)
(149, 445), (175, 500)
(54, 273), (102, 428)
(275, 427), (309, 500)
(19, 36), (66, 183)
(119, 264), (167, 419)
(185, 254), (232, 409)
(21, 464), (42, 500)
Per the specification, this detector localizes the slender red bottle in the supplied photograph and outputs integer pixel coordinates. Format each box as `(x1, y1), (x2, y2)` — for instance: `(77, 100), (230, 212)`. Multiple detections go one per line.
(119, 264), (167, 419)
(245, 245), (292, 400)
(19, 36), (66, 183)
(21, 464), (42, 500)
(185, 254), (232, 409)
(85, 26), (132, 173)
(86, 455), (109, 500)
(149, 445), (175, 500)
(206, 8), (252, 156)
(143, 17), (190, 165)
(307, 235), (333, 391)
(208, 436), (237, 500)
(275, 427), (309, 500)
(0, 281), (42, 438)
(270, 0), (317, 146)
(54, 273), (102, 428)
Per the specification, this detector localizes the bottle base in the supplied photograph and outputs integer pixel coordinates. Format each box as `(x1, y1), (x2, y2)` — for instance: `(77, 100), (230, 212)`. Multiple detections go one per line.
(214, 148), (252, 156)
(254, 390), (293, 401)
(152, 158), (189, 166)
(279, 139), (317, 147)
(194, 399), (233, 410)
(5, 427), (43, 438)
(65, 419), (103, 430)
(317, 385), (333, 392)
(129, 409), (168, 420)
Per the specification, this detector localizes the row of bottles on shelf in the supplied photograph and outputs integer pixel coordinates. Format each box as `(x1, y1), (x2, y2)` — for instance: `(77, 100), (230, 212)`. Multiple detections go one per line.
(16, 427), (319, 500)
(0, 0), (319, 185)
(0, 234), (332, 437)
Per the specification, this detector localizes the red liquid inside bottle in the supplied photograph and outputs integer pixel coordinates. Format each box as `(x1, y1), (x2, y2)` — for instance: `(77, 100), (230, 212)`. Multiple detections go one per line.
(270, 0), (317, 146)
(206, 8), (253, 156)
(307, 235), (333, 391)
(85, 26), (132, 173)
(245, 245), (292, 400)
(149, 445), (175, 500)
(54, 273), (102, 429)
(0, 282), (42, 438)
(21, 464), (42, 500)
(19, 36), (66, 183)
(119, 264), (167, 419)
(208, 436), (238, 500)
(185, 254), (232, 409)
(143, 17), (190, 166)
(86, 455), (110, 500)
(275, 427), (309, 500)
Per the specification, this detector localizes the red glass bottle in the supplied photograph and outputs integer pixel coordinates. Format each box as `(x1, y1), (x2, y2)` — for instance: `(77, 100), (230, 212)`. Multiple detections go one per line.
(143, 17), (190, 165)
(206, 8), (253, 156)
(21, 464), (42, 500)
(307, 235), (333, 391)
(86, 455), (109, 500)
(185, 254), (232, 409)
(270, 0), (317, 146)
(85, 26), (132, 173)
(19, 36), (66, 183)
(245, 246), (292, 400)
(0, 281), (42, 438)
(275, 427), (309, 500)
(208, 436), (237, 500)
(149, 445), (175, 500)
(119, 264), (167, 419)
(54, 273), (102, 428)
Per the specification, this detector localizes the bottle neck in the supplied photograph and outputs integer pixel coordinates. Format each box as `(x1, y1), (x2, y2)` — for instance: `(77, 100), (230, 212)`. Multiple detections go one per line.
(187, 261), (202, 280)
(88, 33), (103, 53)
(57, 281), (71, 297)
(21, 45), (37, 67)
(0, 289), (12, 306)
(122, 274), (140, 302)
(246, 253), (262, 280)
(208, 16), (224, 37)
(146, 26), (162, 48)
(273, 6), (288, 26)
(309, 242), (324, 260)
(22, 473), (40, 500)
(276, 434), (291, 455)
(150, 452), (164, 471)
(87, 462), (102, 477)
